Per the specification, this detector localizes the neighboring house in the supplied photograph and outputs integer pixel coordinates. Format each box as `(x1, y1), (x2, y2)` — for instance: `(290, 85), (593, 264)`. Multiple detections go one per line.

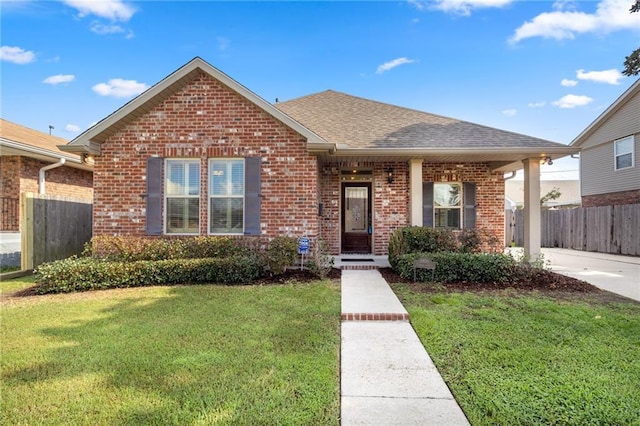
(60, 57), (576, 256)
(571, 79), (640, 207)
(0, 119), (93, 231)
(506, 180), (581, 209)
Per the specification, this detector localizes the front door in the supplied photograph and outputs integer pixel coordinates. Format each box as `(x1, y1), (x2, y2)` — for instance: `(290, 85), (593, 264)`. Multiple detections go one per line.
(341, 183), (372, 253)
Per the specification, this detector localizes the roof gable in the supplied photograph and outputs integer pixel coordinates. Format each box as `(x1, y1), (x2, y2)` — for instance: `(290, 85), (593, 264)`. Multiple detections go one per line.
(571, 79), (640, 148)
(61, 57), (330, 155)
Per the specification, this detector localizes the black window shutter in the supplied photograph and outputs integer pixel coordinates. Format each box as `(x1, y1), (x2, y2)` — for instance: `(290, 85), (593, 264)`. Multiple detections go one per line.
(463, 182), (477, 229)
(244, 157), (261, 235)
(146, 157), (164, 235)
(422, 182), (434, 227)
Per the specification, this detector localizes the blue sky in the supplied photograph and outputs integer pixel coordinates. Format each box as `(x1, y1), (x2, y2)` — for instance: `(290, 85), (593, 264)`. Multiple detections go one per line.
(2, 0), (639, 179)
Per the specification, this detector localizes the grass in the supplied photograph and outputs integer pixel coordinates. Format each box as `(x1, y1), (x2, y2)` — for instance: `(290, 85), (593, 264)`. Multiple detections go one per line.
(1, 276), (341, 425)
(393, 285), (640, 426)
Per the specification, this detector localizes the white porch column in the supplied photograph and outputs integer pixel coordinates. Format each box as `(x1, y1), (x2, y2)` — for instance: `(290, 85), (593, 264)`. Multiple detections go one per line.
(523, 158), (541, 259)
(410, 158), (423, 226)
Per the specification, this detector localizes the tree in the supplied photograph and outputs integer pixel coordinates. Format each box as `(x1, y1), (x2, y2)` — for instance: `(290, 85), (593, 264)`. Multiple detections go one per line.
(622, 0), (640, 76)
(540, 187), (561, 206)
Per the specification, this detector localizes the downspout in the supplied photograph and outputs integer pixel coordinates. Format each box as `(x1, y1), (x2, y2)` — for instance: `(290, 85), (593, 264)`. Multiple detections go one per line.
(39, 158), (66, 194)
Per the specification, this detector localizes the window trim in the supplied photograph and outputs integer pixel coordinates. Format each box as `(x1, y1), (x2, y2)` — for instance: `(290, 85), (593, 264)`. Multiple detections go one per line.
(433, 182), (463, 229)
(208, 158), (245, 235)
(164, 158), (201, 235)
(614, 135), (635, 171)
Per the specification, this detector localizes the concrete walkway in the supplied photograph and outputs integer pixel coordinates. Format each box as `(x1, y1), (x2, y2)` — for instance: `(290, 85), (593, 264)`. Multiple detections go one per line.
(541, 248), (640, 302)
(341, 269), (469, 425)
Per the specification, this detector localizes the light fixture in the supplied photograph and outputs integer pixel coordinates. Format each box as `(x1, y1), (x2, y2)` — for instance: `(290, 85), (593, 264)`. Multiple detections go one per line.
(81, 153), (95, 166)
(541, 156), (553, 166)
(385, 167), (394, 184)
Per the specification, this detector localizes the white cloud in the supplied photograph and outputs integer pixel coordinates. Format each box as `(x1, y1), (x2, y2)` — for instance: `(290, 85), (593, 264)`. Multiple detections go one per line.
(552, 94), (593, 108)
(0, 46), (36, 64)
(62, 0), (136, 21)
(376, 57), (416, 74)
(65, 124), (81, 133)
(43, 74), (75, 85)
(561, 78), (578, 87)
(410, 0), (512, 16)
(576, 68), (623, 85)
(502, 109), (518, 116)
(510, 0), (640, 44)
(92, 78), (149, 98)
(528, 101), (546, 108)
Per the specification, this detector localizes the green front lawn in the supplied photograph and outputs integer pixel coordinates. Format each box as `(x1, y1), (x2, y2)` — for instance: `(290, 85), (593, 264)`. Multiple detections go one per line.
(1, 277), (340, 425)
(393, 285), (640, 425)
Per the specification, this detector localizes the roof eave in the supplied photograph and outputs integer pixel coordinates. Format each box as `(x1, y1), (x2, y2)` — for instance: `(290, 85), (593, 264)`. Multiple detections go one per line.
(570, 79), (640, 147)
(331, 146), (579, 157)
(1, 139), (93, 171)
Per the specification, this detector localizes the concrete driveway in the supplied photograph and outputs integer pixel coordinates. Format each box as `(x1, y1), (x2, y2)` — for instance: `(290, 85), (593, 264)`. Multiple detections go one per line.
(541, 248), (640, 302)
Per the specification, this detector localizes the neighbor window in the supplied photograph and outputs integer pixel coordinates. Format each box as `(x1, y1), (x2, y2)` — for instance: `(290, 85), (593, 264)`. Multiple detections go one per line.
(209, 159), (244, 234)
(434, 183), (461, 228)
(165, 159), (200, 234)
(614, 136), (634, 170)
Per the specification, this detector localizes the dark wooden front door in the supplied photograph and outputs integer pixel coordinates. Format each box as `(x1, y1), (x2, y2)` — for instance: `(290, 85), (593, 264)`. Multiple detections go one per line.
(341, 183), (372, 253)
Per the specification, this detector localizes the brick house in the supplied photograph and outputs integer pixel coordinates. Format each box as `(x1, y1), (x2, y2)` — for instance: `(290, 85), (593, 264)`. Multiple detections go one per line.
(0, 119), (93, 231)
(570, 79), (640, 207)
(60, 57), (576, 256)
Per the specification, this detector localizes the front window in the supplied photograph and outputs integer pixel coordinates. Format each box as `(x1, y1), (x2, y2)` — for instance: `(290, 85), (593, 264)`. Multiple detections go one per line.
(615, 136), (634, 170)
(165, 159), (200, 234)
(209, 159), (244, 234)
(434, 183), (461, 228)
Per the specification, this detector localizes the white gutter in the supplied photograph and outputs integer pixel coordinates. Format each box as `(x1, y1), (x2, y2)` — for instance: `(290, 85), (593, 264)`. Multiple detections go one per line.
(39, 158), (66, 194)
(504, 171), (517, 181)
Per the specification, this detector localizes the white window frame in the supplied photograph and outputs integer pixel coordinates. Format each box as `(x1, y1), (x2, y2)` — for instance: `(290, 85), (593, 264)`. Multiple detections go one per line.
(434, 182), (462, 229)
(614, 135), (635, 171)
(208, 158), (245, 235)
(164, 159), (201, 235)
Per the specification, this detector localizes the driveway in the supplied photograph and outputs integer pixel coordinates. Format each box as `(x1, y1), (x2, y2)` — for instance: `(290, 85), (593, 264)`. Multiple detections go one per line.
(541, 248), (640, 302)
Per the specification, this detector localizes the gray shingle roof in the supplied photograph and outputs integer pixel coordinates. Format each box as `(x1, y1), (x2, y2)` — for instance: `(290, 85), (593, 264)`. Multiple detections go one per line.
(275, 90), (566, 150)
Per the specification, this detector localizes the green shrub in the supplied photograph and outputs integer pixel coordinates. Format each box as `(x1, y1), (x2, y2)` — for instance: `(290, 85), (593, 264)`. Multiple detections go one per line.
(395, 252), (516, 284)
(308, 239), (334, 279)
(87, 236), (249, 261)
(388, 227), (458, 269)
(35, 255), (263, 294)
(266, 236), (299, 275)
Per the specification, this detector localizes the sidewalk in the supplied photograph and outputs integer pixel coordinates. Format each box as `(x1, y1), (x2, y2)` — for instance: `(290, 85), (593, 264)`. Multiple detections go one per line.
(340, 269), (469, 425)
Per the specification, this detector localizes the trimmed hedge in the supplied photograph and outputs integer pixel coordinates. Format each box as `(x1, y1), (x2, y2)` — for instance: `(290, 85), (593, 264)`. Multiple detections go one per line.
(388, 226), (502, 270)
(395, 252), (516, 283)
(86, 235), (251, 261)
(35, 255), (263, 294)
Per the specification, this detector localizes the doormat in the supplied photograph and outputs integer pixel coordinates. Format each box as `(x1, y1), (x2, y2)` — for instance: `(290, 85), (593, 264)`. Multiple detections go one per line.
(341, 258), (375, 262)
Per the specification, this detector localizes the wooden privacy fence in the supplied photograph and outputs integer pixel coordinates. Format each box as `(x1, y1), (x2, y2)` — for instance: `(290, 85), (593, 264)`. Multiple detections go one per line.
(506, 204), (640, 256)
(21, 193), (93, 270)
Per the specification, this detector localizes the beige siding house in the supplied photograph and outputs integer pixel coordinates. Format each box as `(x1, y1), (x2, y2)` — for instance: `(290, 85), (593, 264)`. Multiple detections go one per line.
(571, 79), (640, 207)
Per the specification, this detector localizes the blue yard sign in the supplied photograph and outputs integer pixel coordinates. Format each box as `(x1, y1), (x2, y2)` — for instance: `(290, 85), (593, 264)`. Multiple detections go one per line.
(298, 237), (310, 255)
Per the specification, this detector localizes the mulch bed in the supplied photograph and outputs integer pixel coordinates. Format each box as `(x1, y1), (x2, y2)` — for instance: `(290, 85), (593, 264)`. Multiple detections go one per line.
(378, 267), (599, 293)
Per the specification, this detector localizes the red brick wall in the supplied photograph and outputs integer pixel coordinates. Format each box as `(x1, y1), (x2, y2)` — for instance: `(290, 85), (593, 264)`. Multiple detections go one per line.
(93, 71), (319, 243)
(423, 162), (505, 250)
(0, 157), (20, 199)
(582, 189), (640, 207)
(19, 157), (93, 200)
(318, 161), (504, 255)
